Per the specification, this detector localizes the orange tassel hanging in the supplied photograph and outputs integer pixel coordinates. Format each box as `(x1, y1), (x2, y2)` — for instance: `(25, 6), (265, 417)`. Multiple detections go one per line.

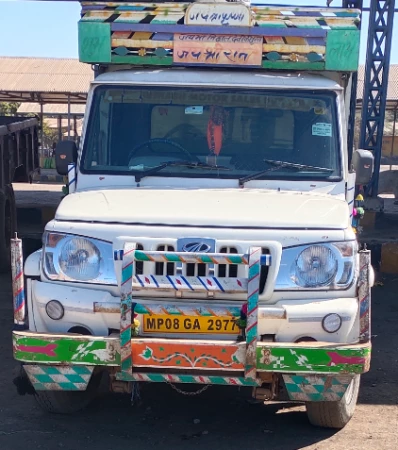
(207, 106), (225, 156)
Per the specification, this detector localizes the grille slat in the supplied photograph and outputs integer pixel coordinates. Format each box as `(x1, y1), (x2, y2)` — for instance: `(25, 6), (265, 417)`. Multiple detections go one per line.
(135, 244), (144, 275)
(156, 245), (175, 275)
(218, 247), (238, 278)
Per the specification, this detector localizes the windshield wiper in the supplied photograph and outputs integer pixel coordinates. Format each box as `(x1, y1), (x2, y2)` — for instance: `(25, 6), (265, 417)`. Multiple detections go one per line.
(238, 159), (334, 187)
(134, 160), (230, 183)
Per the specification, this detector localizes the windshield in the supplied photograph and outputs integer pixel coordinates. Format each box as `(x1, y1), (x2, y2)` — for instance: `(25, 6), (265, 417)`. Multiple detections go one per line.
(81, 86), (340, 181)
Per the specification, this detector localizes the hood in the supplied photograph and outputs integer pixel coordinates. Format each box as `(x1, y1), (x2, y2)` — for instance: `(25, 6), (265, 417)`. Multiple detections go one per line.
(55, 188), (349, 230)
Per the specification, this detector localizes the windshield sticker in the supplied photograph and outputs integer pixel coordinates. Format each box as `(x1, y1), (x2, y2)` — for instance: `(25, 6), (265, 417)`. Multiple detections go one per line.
(105, 90), (327, 112)
(312, 123), (332, 137)
(185, 106), (203, 115)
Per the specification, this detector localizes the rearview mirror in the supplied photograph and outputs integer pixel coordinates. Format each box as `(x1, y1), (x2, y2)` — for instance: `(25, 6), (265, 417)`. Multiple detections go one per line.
(55, 140), (77, 176)
(352, 149), (374, 185)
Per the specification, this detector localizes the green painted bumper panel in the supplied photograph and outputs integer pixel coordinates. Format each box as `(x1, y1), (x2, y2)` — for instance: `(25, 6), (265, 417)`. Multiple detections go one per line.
(257, 345), (371, 374)
(14, 332), (370, 375)
(13, 332), (120, 366)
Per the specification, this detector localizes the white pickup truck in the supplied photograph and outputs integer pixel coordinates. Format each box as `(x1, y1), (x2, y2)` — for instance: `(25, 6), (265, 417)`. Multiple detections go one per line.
(12, 0), (374, 429)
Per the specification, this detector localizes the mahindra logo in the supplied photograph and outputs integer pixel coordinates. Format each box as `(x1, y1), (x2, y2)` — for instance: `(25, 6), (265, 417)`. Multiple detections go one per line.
(182, 242), (211, 253)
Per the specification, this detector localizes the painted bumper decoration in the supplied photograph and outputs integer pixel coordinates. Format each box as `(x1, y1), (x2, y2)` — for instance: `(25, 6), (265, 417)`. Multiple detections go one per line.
(282, 374), (353, 402)
(257, 345), (370, 374)
(13, 333), (120, 366)
(13, 242), (372, 398)
(13, 332), (371, 376)
(132, 340), (246, 371)
(24, 365), (94, 391)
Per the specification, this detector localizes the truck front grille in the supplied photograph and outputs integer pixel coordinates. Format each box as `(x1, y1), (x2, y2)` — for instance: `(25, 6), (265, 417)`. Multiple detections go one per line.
(130, 240), (270, 297)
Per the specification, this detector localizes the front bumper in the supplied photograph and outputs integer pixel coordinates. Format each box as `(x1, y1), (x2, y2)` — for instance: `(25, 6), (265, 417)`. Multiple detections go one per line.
(14, 245), (372, 405)
(14, 330), (371, 374)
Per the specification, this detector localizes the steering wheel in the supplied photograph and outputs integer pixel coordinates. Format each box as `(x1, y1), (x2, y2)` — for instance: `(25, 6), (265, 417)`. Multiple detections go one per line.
(164, 123), (203, 140)
(128, 138), (199, 163)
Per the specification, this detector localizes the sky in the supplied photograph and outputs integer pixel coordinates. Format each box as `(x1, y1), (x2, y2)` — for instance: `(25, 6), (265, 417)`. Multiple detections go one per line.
(0, 0), (397, 63)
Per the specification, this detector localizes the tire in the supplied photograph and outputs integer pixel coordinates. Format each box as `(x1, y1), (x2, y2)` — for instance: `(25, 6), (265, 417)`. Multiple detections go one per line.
(306, 375), (360, 429)
(0, 185), (17, 273)
(34, 373), (102, 414)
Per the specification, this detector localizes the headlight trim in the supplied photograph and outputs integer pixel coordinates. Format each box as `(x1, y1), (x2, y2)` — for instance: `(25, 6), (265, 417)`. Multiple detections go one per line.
(42, 232), (117, 285)
(275, 241), (357, 291)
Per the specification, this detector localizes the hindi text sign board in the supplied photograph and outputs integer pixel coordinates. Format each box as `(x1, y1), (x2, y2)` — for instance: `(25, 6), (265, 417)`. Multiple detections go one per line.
(185, 3), (252, 27)
(173, 34), (263, 67)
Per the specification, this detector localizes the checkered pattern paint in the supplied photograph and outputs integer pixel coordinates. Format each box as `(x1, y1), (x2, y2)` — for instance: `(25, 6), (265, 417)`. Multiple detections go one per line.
(24, 365), (94, 391)
(117, 371), (261, 386)
(282, 374), (353, 402)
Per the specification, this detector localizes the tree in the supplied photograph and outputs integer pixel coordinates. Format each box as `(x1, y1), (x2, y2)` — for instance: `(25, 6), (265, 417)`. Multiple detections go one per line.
(41, 120), (59, 149)
(0, 102), (20, 116)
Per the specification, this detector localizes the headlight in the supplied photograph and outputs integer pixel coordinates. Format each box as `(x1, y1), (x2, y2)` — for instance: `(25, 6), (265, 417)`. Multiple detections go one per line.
(43, 232), (116, 284)
(276, 241), (357, 290)
(59, 237), (100, 281)
(294, 245), (337, 287)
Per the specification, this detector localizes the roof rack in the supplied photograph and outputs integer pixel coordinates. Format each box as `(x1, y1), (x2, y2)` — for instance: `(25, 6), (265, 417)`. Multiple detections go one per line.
(78, 1), (360, 71)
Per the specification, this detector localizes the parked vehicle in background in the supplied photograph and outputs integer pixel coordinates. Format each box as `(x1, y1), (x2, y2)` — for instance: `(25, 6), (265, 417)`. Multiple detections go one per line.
(0, 116), (39, 272)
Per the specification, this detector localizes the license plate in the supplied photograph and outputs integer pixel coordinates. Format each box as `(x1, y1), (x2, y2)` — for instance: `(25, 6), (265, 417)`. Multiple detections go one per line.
(142, 315), (239, 334)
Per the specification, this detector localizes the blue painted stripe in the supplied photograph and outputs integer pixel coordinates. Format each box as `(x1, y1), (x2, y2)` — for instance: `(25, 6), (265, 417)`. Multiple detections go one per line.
(347, 186), (355, 191)
(67, 164), (76, 174)
(198, 277), (209, 291)
(167, 275), (178, 290)
(260, 255), (272, 266)
(15, 291), (25, 310)
(212, 277), (225, 292)
(114, 250), (124, 261)
(136, 276), (145, 288)
(150, 275), (159, 288)
(348, 199), (354, 205)
(69, 177), (76, 186)
(181, 275), (194, 291)
(116, 5), (146, 10)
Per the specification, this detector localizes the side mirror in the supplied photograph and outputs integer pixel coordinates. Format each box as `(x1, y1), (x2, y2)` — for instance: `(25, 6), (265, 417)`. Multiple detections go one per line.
(352, 149), (374, 185)
(55, 140), (77, 176)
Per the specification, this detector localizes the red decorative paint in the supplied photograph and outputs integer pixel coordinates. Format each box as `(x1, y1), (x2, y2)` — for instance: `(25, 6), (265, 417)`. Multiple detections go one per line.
(16, 343), (57, 357)
(327, 352), (365, 366)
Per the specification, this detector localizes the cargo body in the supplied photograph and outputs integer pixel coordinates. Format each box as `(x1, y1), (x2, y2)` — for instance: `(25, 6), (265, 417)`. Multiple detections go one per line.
(0, 116), (39, 272)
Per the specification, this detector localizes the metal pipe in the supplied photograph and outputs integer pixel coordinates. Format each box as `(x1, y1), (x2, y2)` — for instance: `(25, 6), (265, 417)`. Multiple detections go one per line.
(67, 94), (71, 139)
(390, 106), (398, 170)
(67, 163), (76, 194)
(358, 250), (371, 343)
(58, 115), (62, 142)
(40, 103), (44, 151)
(11, 234), (26, 329)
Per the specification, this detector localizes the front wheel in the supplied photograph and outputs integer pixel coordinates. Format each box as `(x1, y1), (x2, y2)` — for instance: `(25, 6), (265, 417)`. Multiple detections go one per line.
(305, 375), (360, 429)
(34, 373), (101, 414)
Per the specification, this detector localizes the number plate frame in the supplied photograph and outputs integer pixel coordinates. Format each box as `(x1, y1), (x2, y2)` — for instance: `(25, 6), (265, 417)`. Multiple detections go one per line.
(142, 314), (239, 334)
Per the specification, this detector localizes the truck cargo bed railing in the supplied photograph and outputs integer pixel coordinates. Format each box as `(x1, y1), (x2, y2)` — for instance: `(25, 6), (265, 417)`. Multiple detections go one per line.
(76, 1), (361, 72)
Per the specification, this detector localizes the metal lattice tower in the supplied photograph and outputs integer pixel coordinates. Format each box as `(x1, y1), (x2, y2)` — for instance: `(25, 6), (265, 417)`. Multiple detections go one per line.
(359, 0), (396, 195)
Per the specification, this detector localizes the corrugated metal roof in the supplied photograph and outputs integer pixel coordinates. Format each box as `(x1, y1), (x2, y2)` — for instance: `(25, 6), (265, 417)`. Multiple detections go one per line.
(17, 103), (86, 115)
(1, 57), (397, 104)
(0, 57), (92, 103)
